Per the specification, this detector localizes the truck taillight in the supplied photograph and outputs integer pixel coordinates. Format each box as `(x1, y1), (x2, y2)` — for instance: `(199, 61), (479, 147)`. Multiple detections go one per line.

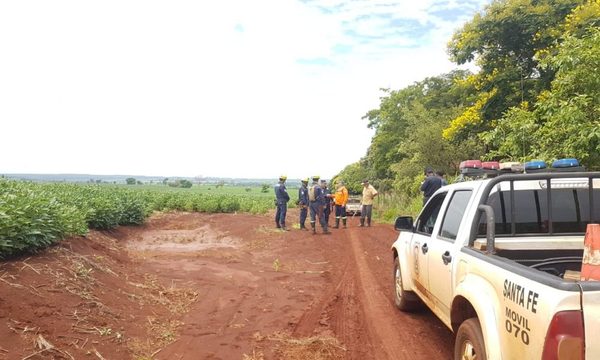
(542, 311), (585, 360)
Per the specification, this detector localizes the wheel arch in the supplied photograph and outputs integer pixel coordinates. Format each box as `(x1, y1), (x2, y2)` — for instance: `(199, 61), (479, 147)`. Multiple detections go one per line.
(392, 243), (414, 292)
(451, 295), (477, 333)
(452, 275), (503, 359)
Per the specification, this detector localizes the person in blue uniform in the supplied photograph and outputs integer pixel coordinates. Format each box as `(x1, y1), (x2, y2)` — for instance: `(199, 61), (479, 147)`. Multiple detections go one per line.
(420, 168), (442, 205)
(274, 175), (290, 230)
(297, 178), (309, 230)
(321, 179), (332, 227)
(308, 175), (330, 235)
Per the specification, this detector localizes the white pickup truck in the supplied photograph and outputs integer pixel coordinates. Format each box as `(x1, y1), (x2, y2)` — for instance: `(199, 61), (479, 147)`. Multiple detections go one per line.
(392, 172), (600, 360)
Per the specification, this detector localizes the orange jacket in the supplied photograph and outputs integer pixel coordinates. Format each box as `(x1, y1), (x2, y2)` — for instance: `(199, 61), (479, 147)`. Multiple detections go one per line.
(333, 185), (349, 206)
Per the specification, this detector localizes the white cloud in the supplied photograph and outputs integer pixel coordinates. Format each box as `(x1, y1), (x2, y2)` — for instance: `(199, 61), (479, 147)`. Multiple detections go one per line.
(0, 0), (489, 179)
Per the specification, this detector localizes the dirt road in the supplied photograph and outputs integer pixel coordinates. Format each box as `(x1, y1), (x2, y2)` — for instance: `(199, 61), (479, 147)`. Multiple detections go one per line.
(0, 211), (453, 359)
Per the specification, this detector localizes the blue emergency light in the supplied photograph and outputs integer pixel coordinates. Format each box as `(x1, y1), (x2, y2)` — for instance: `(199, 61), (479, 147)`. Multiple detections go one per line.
(524, 160), (547, 173)
(525, 160), (547, 170)
(551, 158), (584, 172)
(552, 158), (579, 168)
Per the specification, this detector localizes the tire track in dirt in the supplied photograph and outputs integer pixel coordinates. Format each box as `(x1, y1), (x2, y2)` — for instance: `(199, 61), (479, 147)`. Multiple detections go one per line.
(291, 230), (375, 359)
(347, 228), (412, 360)
(328, 230), (382, 359)
(291, 239), (356, 333)
(349, 226), (455, 360)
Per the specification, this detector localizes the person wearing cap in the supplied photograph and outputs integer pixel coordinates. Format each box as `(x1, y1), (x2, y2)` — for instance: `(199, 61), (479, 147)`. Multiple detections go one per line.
(421, 168), (442, 205)
(297, 178), (309, 230)
(274, 175), (290, 230)
(360, 179), (378, 227)
(308, 175), (330, 234)
(332, 179), (349, 228)
(321, 179), (332, 227)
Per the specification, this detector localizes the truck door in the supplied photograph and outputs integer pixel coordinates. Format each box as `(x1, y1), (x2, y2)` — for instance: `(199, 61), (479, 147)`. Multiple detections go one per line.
(428, 190), (473, 323)
(412, 193), (447, 299)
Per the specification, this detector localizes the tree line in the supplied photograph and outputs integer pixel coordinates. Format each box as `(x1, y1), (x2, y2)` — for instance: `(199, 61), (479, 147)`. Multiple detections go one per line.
(336, 0), (599, 207)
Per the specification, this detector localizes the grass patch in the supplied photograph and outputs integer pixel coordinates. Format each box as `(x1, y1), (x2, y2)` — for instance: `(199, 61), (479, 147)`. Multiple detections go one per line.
(268, 333), (345, 360)
(128, 275), (198, 314)
(242, 349), (265, 360)
(129, 318), (183, 359)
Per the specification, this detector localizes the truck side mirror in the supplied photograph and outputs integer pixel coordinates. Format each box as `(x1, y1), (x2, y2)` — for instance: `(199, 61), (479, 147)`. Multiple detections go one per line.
(394, 216), (413, 231)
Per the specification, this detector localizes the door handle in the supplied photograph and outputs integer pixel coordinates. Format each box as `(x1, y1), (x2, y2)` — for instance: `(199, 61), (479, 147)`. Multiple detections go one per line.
(421, 243), (429, 254)
(442, 251), (452, 265)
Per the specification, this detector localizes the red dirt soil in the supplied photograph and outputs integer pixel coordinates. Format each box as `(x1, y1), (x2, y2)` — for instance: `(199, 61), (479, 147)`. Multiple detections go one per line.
(0, 210), (453, 359)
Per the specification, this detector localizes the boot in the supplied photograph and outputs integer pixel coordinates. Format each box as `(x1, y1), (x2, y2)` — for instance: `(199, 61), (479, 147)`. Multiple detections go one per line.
(300, 223), (308, 231)
(311, 223), (316, 234)
(367, 218), (371, 227)
(323, 226), (331, 234)
(342, 218), (347, 228)
(334, 218), (340, 229)
(359, 218), (365, 227)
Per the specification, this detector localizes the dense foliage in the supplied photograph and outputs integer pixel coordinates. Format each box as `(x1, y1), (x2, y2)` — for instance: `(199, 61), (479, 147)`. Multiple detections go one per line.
(0, 180), (276, 257)
(336, 0), (600, 216)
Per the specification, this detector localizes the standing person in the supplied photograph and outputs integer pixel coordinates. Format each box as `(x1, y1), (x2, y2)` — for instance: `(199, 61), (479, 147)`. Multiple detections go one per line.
(332, 179), (349, 228)
(436, 170), (448, 186)
(297, 178), (309, 230)
(421, 168), (442, 205)
(321, 179), (332, 227)
(360, 179), (378, 227)
(308, 175), (330, 235)
(274, 175), (290, 230)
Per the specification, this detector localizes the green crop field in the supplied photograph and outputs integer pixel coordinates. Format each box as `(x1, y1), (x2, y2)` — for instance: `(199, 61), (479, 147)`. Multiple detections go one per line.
(0, 179), (297, 258)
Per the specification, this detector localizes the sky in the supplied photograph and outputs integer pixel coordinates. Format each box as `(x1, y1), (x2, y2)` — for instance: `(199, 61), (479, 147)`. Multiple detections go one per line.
(0, 0), (490, 179)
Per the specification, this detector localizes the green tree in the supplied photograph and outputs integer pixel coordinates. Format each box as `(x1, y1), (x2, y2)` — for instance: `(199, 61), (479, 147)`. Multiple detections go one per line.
(535, 27), (600, 167)
(480, 2), (600, 167)
(445, 0), (585, 142)
(362, 86), (421, 180)
(126, 178), (136, 185)
(179, 179), (193, 188)
(334, 162), (370, 195)
(480, 104), (540, 161)
(340, 71), (480, 197)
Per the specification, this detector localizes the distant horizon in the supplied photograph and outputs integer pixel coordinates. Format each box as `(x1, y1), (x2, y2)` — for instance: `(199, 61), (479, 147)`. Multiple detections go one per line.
(1, 173), (303, 182)
(2, 172), (279, 178)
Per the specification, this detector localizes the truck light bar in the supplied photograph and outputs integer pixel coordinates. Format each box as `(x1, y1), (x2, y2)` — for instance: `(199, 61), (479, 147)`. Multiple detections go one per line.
(539, 179), (589, 189)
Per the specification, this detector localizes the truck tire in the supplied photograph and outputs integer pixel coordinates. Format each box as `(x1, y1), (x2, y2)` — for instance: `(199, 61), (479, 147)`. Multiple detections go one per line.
(393, 259), (421, 311)
(454, 318), (486, 360)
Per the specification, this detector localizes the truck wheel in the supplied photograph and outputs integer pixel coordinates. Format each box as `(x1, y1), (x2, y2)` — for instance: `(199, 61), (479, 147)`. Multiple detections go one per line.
(454, 318), (486, 360)
(393, 259), (421, 311)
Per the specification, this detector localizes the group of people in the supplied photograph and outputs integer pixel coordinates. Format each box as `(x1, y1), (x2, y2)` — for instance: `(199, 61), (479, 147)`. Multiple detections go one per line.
(274, 175), (378, 234)
(275, 167), (444, 232)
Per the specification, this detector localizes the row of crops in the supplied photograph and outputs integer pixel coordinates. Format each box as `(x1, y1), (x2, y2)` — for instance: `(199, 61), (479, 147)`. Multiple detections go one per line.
(0, 179), (278, 258)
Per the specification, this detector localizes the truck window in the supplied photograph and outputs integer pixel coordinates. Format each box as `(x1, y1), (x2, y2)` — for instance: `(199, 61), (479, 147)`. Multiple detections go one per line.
(416, 193), (446, 235)
(479, 185), (600, 236)
(439, 190), (473, 241)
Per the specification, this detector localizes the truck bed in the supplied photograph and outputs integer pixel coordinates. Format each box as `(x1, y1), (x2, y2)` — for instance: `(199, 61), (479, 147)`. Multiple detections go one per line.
(473, 236), (584, 279)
